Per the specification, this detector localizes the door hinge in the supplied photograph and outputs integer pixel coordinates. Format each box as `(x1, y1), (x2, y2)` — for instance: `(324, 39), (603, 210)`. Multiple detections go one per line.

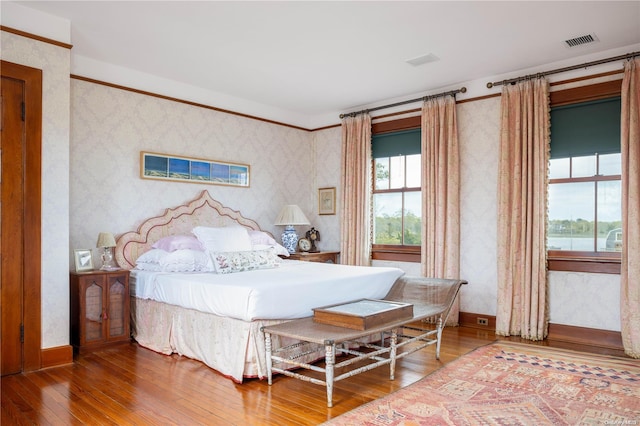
(21, 101), (25, 122)
(20, 324), (24, 343)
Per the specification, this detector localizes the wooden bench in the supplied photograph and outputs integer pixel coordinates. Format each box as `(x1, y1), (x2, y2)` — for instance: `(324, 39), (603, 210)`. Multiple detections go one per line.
(261, 276), (467, 407)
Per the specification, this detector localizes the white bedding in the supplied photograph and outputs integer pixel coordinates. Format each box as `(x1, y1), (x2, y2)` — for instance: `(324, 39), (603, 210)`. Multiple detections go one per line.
(131, 260), (404, 322)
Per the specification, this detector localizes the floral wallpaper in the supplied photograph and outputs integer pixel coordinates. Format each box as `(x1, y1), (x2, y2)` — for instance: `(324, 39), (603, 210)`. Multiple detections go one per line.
(457, 98), (501, 317)
(310, 127), (342, 252)
(70, 80), (318, 265)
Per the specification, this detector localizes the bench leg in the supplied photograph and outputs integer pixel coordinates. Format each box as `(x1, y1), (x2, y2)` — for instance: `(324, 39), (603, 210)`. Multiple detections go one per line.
(265, 332), (273, 385)
(325, 343), (335, 408)
(389, 328), (398, 380)
(436, 317), (443, 360)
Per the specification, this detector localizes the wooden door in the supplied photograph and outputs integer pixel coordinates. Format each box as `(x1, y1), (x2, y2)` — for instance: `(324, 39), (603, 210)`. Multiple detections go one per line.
(1, 60), (42, 375)
(1, 75), (25, 374)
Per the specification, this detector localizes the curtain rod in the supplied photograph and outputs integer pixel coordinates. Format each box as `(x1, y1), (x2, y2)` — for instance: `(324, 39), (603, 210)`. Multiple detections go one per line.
(339, 86), (466, 119)
(486, 50), (639, 89)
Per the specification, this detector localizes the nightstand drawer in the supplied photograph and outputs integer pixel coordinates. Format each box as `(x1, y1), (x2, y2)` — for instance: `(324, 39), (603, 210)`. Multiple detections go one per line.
(287, 251), (340, 264)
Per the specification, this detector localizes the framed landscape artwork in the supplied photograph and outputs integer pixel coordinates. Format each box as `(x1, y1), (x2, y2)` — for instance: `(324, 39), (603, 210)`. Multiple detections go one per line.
(141, 151), (250, 187)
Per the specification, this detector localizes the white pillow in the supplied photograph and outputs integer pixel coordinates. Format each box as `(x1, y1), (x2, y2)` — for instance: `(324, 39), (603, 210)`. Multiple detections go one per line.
(248, 229), (290, 257)
(253, 243), (290, 257)
(211, 249), (280, 274)
(248, 230), (277, 246)
(136, 249), (169, 265)
(192, 226), (253, 253)
(134, 262), (162, 272)
(160, 249), (211, 272)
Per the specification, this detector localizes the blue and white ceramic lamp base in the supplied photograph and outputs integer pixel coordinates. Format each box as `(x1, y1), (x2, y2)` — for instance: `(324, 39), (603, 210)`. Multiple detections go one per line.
(281, 226), (299, 254)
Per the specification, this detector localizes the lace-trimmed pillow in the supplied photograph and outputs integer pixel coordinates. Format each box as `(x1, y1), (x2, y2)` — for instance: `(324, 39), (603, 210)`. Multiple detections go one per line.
(134, 248), (168, 271)
(211, 249), (280, 274)
(160, 249), (211, 272)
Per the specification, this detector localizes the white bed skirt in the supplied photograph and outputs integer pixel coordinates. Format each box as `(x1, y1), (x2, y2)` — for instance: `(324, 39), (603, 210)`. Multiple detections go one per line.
(131, 297), (322, 382)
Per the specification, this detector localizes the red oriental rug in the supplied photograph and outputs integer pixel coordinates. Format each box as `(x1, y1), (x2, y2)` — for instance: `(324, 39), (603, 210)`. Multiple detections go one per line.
(324, 341), (640, 425)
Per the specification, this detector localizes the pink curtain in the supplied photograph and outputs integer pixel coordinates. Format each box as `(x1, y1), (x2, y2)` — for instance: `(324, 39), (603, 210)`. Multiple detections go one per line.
(620, 57), (640, 358)
(339, 114), (372, 266)
(496, 78), (549, 341)
(421, 96), (461, 325)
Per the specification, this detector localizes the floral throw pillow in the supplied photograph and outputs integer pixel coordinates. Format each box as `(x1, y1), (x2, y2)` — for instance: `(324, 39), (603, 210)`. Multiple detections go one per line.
(211, 249), (279, 274)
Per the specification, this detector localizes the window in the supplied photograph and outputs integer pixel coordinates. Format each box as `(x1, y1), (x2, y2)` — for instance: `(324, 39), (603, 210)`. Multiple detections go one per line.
(547, 94), (622, 274)
(371, 128), (422, 262)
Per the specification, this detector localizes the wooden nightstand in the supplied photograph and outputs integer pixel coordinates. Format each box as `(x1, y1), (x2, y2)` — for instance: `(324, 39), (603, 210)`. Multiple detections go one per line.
(287, 251), (340, 264)
(70, 269), (130, 353)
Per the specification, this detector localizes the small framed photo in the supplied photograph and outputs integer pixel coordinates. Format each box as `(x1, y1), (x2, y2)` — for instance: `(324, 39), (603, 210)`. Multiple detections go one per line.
(318, 187), (336, 215)
(74, 249), (94, 272)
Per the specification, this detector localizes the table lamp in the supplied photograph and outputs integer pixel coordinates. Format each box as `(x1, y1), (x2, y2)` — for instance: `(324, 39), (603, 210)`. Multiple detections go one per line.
(274, 205), (310, 253)
(96, 232), (117, 270)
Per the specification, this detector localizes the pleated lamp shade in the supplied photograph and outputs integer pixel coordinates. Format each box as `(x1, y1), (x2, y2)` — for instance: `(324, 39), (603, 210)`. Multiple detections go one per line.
(274, 205), (310, 226)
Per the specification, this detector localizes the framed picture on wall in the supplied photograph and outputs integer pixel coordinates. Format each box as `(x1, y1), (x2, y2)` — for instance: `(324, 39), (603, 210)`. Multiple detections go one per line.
(318, 187), (336, 215)
(74, 249), (94, 272)
(140, 151), (250, 188)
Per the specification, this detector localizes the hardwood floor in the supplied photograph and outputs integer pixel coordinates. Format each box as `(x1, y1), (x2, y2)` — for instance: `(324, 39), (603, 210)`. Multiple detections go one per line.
(0, 326), (625, 425)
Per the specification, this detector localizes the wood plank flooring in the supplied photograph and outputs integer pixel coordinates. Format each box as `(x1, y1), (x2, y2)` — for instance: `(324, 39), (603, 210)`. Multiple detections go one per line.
(0, 327), (624, 425)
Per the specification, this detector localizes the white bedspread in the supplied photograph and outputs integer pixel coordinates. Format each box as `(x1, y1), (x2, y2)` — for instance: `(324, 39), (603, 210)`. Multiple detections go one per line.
(131, 260), (404, 321)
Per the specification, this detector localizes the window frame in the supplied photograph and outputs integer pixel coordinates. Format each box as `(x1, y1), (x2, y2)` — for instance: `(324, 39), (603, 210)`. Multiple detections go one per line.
(547, 79), (622, 274)
(368, 79), (623, 272)
(371, 116), (422, 262)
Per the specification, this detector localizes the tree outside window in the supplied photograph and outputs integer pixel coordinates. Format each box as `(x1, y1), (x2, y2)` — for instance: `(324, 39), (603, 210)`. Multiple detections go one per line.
(373, 154), (421, 246)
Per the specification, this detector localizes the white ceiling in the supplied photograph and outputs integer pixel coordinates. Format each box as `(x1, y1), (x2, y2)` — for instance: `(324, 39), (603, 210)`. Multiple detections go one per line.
(12, 1), (640, 129)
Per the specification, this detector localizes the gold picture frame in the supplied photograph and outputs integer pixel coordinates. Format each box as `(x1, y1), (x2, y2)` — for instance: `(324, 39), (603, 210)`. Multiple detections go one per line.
(318, 187), (336, 215)
(74, 249), (94, 272)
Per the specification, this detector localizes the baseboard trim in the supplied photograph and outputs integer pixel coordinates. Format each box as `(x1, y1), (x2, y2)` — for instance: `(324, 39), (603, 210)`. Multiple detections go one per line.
(547, 323), (623, 351)
(459, 312), (623, 352)
(41, 345), (73, 368)
(459, 312), (496, 330)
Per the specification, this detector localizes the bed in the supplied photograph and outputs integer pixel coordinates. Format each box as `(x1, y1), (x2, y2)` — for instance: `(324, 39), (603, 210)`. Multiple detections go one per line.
(114, 190), (404, 382)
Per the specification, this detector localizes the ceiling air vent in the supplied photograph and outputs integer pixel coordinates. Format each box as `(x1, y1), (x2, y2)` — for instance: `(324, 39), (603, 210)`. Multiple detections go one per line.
(564, 34), (599, 48)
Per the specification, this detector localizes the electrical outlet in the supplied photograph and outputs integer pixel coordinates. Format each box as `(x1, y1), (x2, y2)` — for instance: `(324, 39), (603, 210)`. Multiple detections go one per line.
(477, 317), (489, 326)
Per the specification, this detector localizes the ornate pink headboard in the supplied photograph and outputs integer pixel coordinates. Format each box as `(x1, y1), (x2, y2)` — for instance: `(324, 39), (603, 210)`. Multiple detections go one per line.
(115, 190), (265, 269)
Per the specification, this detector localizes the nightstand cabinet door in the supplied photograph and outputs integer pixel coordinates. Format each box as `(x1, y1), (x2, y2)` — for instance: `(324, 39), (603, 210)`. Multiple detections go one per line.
(106, 273), (129, 341)
(79, 275), (107, 345)
(70, 270), (130, 352)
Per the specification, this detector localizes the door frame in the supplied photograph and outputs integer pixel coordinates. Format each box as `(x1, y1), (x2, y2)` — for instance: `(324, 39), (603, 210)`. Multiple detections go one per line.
(1, 60), (42, 372)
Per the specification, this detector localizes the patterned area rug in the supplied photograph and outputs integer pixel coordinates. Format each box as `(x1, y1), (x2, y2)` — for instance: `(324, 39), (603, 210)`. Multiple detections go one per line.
(324, 341), (640, 425)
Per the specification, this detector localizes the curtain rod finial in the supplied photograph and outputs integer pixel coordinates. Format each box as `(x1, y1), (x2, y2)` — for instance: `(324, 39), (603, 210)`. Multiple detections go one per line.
(460, 87), (467, 94)
(486, 82), (494, 89)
